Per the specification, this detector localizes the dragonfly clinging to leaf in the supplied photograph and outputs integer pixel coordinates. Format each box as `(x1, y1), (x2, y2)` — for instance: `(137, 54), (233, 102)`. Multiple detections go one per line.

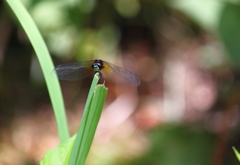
(52, 59), (141, 86)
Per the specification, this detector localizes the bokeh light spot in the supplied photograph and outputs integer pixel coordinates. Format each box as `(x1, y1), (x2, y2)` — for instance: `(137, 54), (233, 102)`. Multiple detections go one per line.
(115, 0), (141, 18)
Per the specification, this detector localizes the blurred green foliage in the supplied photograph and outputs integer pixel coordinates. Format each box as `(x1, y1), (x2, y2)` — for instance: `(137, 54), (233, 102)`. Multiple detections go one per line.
(167, 0), (240, 70)
(19, 0), (166, 61)
(122, 125), (215, 165)
(166, 0), (223, 32)
(219, 3), (240, 68)
(17, 0), (240, 71)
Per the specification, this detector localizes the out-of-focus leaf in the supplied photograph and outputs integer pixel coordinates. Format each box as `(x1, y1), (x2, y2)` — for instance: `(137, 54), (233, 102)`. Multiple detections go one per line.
(165, 0), (223, 32)
(79, 0), (96, 14)
(233, 147), (240, 162)
(30, 1), (66, 32)
(40, 136), (76, 165)
(48, 27), (78, 57)
(76, 25), (119, 61)
(114, 0), (141, 18)
(123, 125), (215, 165)
(219, 3), (240, 68)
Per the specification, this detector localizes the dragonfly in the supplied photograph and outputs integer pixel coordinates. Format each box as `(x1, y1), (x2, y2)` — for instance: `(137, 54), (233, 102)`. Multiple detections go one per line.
(52, 59), (141, 86)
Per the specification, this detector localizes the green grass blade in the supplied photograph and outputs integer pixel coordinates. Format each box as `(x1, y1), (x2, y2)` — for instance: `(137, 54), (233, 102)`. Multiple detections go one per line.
(6, 0), (69, 142)
(233, 147), (240, 162)
(68, 74), (99, 164)
(69, 73), (108, 165)
(79, 84), (108, 164)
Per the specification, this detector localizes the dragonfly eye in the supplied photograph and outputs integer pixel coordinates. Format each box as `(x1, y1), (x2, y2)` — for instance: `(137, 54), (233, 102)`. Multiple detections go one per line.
(92, 61), (103, 71)
(93, 65), (100, 71)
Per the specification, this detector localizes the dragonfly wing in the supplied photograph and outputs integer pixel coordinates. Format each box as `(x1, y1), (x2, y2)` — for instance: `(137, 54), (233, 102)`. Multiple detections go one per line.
(52, 60), (94, 81)
(101, 61), (141, 86)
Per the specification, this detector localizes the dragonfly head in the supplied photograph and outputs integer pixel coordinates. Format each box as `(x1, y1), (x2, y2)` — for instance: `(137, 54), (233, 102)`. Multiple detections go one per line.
(92, 60), (103, 71)
(93, 65), (100, 71)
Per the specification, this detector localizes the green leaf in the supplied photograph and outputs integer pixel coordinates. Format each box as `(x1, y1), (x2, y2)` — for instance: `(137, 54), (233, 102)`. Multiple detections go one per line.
(233, 147), (240, 162)
(6, 0), (69, 142)
(40, 136), (76, 165)
(69, 73), (108, 165)
(219, 3), (240, 68)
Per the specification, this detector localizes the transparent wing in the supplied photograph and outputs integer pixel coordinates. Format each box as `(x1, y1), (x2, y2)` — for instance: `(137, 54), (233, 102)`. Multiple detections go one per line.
(52, 60), (94, 81)
(101, 61), (141, 86)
